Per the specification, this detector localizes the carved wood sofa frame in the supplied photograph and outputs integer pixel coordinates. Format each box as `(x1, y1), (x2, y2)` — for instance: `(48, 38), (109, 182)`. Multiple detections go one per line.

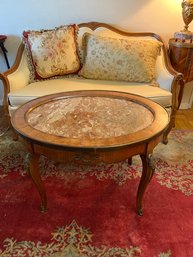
(0, 22), (184, 143)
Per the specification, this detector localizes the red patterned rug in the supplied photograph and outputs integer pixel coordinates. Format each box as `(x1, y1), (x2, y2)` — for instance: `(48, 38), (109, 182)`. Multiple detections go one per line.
(0, 130), (193, 256)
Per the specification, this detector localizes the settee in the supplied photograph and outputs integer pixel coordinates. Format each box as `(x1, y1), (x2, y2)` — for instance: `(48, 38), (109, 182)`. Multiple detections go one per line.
(0, 22), (183, 143)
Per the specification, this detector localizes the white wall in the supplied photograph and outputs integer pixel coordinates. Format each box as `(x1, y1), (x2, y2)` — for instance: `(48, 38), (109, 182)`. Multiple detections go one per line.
(0, 0), (193, 106)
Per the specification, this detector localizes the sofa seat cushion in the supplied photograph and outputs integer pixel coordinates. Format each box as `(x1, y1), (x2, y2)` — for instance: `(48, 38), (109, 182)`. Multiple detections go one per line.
(8, 78), (172, 108)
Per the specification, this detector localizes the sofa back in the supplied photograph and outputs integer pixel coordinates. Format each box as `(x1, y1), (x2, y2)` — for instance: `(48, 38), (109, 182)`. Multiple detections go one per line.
(5, 22), (174, 93)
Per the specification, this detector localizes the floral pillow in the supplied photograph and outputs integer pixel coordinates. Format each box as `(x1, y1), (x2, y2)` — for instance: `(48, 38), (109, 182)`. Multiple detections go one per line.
(79, 33), (162, 83)
(23, 25), (80, 81)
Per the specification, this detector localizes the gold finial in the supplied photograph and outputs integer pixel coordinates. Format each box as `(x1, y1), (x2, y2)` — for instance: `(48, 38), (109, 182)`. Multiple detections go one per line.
(182, 0), (193, 32)
(174, 0), (193, 39)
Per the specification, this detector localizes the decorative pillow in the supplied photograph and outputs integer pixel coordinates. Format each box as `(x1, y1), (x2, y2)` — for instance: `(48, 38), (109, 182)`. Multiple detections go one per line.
(79, 33), (162, 83)
(23, 25), (80, 81)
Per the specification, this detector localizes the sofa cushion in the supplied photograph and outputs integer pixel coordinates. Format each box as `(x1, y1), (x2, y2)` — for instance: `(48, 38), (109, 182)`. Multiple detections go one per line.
(8, 77), (172, 109)
(23, 25), (80, 81)
(79, 33), (162, 84)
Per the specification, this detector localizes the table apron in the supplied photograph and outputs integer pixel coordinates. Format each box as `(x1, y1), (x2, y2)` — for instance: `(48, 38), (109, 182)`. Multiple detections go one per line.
(22, 134), (163, 165)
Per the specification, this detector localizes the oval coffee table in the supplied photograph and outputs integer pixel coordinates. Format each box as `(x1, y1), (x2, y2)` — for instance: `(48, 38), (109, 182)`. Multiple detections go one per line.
(11, 90), (169, 215)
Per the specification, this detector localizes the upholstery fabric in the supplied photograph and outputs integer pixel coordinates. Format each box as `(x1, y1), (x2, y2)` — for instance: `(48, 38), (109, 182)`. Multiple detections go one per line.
(79, 33), (162, 84)
(8, 77), (172, 109)
(23, 25), (80, 81)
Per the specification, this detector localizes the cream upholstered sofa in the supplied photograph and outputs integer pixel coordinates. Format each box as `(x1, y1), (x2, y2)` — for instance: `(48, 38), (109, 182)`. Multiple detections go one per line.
(0, 22), (183, 143)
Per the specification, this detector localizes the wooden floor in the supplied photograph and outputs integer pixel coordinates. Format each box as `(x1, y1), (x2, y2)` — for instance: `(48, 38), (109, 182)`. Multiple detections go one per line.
(175, 104), (193, 130)
(0, 105), (193, 131)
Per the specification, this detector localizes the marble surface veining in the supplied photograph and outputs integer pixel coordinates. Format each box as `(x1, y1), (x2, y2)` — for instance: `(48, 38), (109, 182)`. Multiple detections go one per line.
(27, 97), (154, 139)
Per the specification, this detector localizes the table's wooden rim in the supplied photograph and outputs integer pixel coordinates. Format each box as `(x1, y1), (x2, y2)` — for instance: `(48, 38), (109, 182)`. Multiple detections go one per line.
(11, 90), (169, 150)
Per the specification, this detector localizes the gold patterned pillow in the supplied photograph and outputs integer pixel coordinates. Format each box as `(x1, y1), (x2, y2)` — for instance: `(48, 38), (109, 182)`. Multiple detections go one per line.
(23, 25), (80, 81)
(79, 33), (162, 83)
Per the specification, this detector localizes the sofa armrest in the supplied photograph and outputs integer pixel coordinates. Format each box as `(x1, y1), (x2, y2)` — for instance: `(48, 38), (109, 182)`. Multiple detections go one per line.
(156, 54), (175, 92)
(153, 40), (184, 110)
(0, 43), (30, 108)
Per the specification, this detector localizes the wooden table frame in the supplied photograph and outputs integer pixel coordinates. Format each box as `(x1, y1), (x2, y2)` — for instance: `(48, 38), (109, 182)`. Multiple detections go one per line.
(11, 90), (169, 215)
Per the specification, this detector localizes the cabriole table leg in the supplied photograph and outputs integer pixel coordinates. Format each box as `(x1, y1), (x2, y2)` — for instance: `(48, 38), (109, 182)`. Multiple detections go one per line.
(136, 153), (154, 216)
(29, 153), (47, 212)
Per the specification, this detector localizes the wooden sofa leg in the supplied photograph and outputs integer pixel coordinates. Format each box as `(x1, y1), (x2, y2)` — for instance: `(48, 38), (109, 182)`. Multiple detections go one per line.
(162, 110), (176, 144)
(12, 129), (18, 141)
(0, 104), (10, 136)
(162, 128), (170, 144)
(3, 105), (18, 141)
(9, 124), (19, 141)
